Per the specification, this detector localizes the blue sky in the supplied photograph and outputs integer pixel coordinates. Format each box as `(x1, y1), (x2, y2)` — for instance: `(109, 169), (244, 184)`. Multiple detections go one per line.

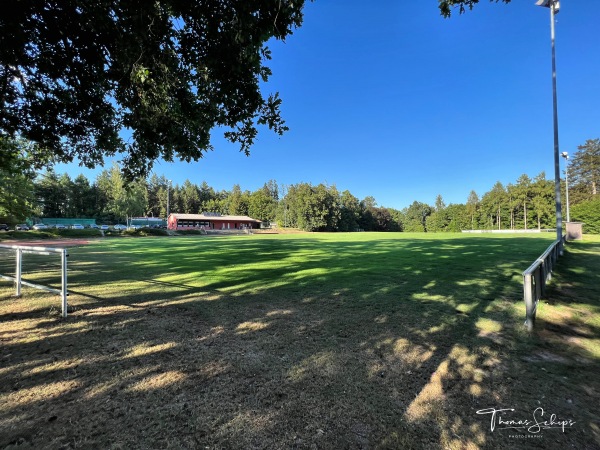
(56, 0), (600, 210)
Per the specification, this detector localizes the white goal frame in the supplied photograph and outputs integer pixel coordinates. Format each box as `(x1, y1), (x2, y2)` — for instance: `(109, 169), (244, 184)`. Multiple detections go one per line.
(0, 244), (69, 318)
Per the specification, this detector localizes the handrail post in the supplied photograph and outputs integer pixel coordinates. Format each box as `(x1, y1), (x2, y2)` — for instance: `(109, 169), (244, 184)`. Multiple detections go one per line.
(61, 249), (68, 318)
(15, 249), (22, 297)
(524, 273), (535, 332)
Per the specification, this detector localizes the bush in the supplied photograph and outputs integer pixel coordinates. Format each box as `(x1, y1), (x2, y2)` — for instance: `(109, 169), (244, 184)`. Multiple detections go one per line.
(56, 229), (103, 238)
(0, 229), (87, 240)
(122, 228), (169, 237)
(173, 229), (206, 235)
(105, 230), (128, 237)
(0, 230), (36, 240)
(571, 197), (600, 234)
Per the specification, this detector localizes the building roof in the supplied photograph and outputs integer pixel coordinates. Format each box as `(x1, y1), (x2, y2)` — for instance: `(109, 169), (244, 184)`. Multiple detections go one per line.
(169, 213), (261, 223)
(130, 217), (165, 221)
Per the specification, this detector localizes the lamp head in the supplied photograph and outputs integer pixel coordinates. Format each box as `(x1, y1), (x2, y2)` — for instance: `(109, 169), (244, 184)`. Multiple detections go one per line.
(535, 0), (560, 13)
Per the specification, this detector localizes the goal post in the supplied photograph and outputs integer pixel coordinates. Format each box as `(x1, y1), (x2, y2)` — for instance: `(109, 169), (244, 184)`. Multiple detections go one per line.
(0, 244), (69, 318)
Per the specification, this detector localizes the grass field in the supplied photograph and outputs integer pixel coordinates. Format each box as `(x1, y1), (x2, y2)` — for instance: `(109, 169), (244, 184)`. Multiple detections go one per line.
(1, 233), (599, 449)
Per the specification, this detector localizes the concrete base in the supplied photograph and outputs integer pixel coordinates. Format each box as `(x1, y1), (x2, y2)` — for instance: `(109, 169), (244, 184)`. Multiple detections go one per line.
(565, 222), (584, 241)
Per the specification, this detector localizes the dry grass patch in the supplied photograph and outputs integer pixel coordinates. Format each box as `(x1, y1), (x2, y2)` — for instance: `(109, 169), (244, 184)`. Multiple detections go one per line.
(1, 233), (598, 449)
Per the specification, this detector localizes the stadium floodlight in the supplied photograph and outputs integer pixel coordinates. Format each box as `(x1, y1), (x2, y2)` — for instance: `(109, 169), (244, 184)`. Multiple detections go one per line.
(536, 0), (563, 250)
(561, 152), (570, 222)
(535, 0), (560, 13)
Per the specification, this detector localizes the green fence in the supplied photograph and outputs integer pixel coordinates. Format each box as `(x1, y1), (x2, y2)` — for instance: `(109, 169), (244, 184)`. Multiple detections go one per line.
(39, 218), (97, 226)
(129, 217), (167, 227)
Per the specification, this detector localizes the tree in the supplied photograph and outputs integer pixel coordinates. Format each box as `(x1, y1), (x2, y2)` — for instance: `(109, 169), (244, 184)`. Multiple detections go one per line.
(281, 182), (340, 232)
(506, 183), (518, 230)
(228, 184), (250, 216)
(0, 136), (39, 221)
(388, 208), (405, 232)
(70, 174), (96, 217)
(445, 204), (470, 232)
(358, 196), (382, 231)
(156, 186), (168, 219)
(282, 183), (311, 230)
(515, 174), (532, 230)
(35, 168), (64, 218)
(338, 190), (361, 232)
(248, 184), (278, 222)
(202, 198), (228, 215)
(314, 184), (341, 232)
(106, 163), (148, 223)
(198, 182), (215, 209)
(181, 180), (200, 214)
(59, 174), (76, 217)
(434, 194), (446, 212)
(480, 182), (507, 230)
(170, 185), (184, 215)
(94, 169), (114, 222)
(438, 0), (511, 18)
(427, 194), (449, 232)
(403, 201), (432, 232)
(571, 197), (600, 235)
(426, 209), (449, 232)
(1, 1), (306, 178)
(531, 172), (554, 229)
(569, 138), (600, 204)
(370, 207), (399, 232)
(147, 174), (170, 217)
(466, 190), (480, 230)
(362, 196), (377, 209)
(262, 180), (279, 201)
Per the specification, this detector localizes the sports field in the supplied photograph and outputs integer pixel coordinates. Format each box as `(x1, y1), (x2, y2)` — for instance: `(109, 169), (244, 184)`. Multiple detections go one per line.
(1, 233), (599, 449)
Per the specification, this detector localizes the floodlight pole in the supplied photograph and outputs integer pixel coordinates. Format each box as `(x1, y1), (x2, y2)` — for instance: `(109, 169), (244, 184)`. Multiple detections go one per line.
(167, 180), (172, 220)
(562, 152), (570, 222)
(537, 0), (563, 252)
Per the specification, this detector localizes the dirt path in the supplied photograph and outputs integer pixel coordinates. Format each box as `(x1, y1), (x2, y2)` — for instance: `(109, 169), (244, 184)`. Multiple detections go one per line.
(0, 239), (92, 247)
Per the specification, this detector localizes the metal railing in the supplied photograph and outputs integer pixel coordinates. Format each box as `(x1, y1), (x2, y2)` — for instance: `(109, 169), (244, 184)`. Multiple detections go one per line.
(0, 244), (69, 318)
(522, 237), (565, 331)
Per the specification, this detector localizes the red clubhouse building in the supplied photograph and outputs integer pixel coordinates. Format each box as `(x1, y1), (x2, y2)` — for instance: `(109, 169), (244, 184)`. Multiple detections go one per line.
(167, 213), (261, 231)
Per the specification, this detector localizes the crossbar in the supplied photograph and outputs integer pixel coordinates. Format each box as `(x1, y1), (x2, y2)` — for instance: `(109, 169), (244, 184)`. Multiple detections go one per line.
(0, 244), (66, 254)
(0, 244), (69, 317)
(522, 236), (565, 331)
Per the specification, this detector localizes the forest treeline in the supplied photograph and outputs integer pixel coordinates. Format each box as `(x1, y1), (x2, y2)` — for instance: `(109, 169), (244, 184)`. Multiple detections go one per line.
(3, 138), (599, 233)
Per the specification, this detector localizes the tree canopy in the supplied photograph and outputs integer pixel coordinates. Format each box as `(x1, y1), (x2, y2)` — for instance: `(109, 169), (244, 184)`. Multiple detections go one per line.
(1, 1), (519, 178)
(0, 136), (48, 221)
(569, 138), (600, 203)
(1, 1), (306, 178)
(438, 0), (511, 18)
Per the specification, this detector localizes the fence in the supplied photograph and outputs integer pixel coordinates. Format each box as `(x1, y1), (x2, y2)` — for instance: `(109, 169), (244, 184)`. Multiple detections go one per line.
(0, 244), (69, 318)
(522, 237), (565, 331)
(41, 217), (97, 227)
(462, 229), (556, 234)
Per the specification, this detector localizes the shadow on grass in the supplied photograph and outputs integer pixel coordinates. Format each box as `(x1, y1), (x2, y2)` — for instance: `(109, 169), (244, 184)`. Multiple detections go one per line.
(0, 234), (596, 449)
